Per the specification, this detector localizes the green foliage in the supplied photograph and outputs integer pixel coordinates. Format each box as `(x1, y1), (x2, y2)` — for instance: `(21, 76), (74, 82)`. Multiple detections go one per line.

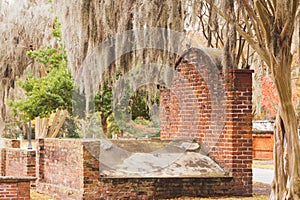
(83, 112), (103, 138)
(93, 68), (161, 138)
(10, 68), (73, 121)
(26, 18), (65, 71)
(61, 116), (80, 138)
(26, 47), (66, 71)
(94, 82), (113, 121)
(94, 70), (124, 138)
(133, 116), (152, 126)
(107, 114), (121, 138)
(9, 18), (73, 122)
(131, 89), (156, 120)
(52, 17), (62, 39)
(133, 116), (160, 137)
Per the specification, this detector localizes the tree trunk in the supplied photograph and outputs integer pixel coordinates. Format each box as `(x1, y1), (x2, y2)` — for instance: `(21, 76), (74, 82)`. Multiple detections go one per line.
(101, 110), (112, 136)
(273, 97), (300, 199)
(101, 113), (108, 135)
(271, 112), (287, 199)
(222, 0), (237, 74)
(271, 47), (300, 199)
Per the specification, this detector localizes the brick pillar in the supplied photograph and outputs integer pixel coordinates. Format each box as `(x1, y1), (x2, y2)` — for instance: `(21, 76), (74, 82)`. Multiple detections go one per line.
(227, 69), (253, 196)
(26, 150), (36, 177)
(36, 139), (45, 182)
(0, 148), (6, 176)
(82, 142), (100, 199)
(26, 149), (37, 188)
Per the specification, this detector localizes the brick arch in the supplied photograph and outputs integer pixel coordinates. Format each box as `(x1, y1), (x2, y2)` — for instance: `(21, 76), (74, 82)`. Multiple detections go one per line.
(160, 48), (225, 144)
(160, 62), (212, 141)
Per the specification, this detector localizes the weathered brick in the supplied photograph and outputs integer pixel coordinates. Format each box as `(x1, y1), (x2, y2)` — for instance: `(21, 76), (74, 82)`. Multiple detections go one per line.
(160, 48), (253, 196)
(0, 178), (33, 199)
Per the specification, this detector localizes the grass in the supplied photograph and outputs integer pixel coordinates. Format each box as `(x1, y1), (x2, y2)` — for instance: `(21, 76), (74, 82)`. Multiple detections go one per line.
(198, 197), (268, 200)
(253, 160), (274, 170)
(170, 197), (268, 200)
(31, 190), (57, 200)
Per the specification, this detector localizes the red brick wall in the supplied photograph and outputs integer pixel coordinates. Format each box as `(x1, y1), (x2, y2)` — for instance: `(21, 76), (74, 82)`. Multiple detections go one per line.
(4, 149), (36, 178)
(34, 48), (253, 198)
(36, 138), (84, 200)
(82, 140), (101, 199)
(36, 139), (101, 200)
(160, 62), (211, 140)
(0, 139), (22, 176)
(252, 131), (274, 160)
(0, 177), (35, 200)
(0, 146), (36, 189)
(0, 139), (36, 189)
(160, 48), (253, 196)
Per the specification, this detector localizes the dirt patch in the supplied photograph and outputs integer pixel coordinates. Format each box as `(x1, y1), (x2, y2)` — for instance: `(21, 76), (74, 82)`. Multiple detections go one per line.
(253, 182), (271, 196)
(31, 190), (58, 200)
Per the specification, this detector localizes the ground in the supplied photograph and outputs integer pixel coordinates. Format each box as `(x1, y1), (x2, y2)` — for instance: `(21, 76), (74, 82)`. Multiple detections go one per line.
(31, 182), (270, 200)
(31, 191), (57, 200)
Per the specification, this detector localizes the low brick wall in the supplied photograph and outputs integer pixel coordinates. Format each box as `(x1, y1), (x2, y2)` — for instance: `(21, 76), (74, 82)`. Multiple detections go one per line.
(5, 149), (36, 178)
(0, 148), (36, 178)
(0, 139), (36, 191)
(252, 130), (274, 160)
(36, 138), (84, 199)
(36, 138), (101, 200)
(36, 138), (250, 199)
(0, 176), (35, 200)
(99, 177), (234, 199)
(82, 140), (101, 199)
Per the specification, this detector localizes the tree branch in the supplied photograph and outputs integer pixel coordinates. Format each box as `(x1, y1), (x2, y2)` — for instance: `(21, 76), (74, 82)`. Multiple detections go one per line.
(240, 0), (265, 46)
(266, 0), (276, 15)
(206, 0), (271, 66)
(255, 0), (272, 47)
(236, 25), (271, 66)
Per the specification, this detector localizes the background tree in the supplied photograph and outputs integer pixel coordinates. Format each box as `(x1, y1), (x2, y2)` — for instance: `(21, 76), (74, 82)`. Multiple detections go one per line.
(94, 82), (113, 135)
(0, 0), (54, 135)
(188, 1), (276, 120)
(262, 75), (278, 118)
(9, 18), (75, 138)
(262, 75), (299, 119)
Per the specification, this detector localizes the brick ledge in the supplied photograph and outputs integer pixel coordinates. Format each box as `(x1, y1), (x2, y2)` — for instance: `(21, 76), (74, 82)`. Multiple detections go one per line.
(0, 176), (36, 183)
